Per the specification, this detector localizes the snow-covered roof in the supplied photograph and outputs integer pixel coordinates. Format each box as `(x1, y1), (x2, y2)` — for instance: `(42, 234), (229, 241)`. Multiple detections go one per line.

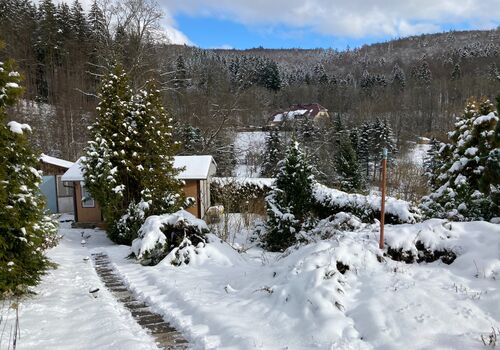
(62, 155), (217, 182)
(40, 154), (74, 169)
(61, 157), (85, 182)
(174, 155), (217, 180)
(271, 103), (327, 123)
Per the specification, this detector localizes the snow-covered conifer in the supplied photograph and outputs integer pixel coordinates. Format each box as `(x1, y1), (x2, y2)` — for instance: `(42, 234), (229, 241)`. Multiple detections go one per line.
(0, 57), (58, 295)
(264, 141), (314, 251)
(84, 67), (185, 244)
(421, 98), (499, 220)
(334, 133), (365, 193)
(261, 128), (283, 177)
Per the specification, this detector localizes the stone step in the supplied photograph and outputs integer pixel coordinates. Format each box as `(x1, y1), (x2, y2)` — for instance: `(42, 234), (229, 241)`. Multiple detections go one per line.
(92, 252), (189, 349)
(137, 314), (166, 325)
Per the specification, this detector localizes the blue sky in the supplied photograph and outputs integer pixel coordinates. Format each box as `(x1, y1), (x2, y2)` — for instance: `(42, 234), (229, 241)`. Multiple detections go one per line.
(175, 15), (386, 50)
(52, 0), (500, 49)
(160, 0), (500, 49)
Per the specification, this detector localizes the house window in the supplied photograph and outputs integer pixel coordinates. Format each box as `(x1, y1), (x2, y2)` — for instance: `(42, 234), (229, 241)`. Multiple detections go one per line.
(56, 175), (73, 197)
(81, 185), (95, 208)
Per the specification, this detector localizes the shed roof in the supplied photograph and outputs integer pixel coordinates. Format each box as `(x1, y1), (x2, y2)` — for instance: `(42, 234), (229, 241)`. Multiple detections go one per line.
(40, 154), (74, 169)
(61, 155), (216, 182)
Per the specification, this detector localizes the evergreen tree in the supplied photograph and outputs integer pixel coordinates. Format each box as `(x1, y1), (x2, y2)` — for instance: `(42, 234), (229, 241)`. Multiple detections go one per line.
(451, 63), (462, 80)
(391, 63), (406, 92)
(261, 128), (283, 177)
(84, 67), (185, 244)
(174, 55), (188, 90)
(70, 0), (89, 42)
(334, 133), (365, 192)
(357, 122), (373, 176)
(0, 56), (58, 295)
(176, 123), (203, 154)
(421, 98), (499, 220)
(423, 138), (447, 191)
(114, 81), (185, 242)
(83, 65), (131, 240)
(264, 141), (314, 252)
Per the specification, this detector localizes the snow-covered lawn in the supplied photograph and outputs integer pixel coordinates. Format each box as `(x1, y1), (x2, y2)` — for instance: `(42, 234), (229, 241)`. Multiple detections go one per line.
(8, 217), (500, 349)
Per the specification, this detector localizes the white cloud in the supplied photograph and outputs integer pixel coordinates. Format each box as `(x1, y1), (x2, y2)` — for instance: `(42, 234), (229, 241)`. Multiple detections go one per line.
(159, 0), (500, 38)
(212, 44), (234, 49)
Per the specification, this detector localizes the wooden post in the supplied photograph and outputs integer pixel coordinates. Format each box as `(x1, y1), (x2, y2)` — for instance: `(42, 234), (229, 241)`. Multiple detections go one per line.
(379, 148), (388, 250)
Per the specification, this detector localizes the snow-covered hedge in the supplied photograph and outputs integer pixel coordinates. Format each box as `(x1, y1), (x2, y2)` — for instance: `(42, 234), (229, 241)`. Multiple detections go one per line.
(211, 177), (273, 214)
(131, 210), (209, 266)
(313, 184), (420, 224)
(212, 178), (419, 224)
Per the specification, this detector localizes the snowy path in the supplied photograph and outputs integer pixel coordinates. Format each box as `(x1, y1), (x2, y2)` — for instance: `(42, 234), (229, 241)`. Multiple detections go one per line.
(92, 252), (189, 349)
(6, 222), (160, 350)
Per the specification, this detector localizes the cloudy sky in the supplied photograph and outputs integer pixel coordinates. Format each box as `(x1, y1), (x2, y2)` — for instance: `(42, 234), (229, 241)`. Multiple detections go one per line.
(53, 0), (500, 49)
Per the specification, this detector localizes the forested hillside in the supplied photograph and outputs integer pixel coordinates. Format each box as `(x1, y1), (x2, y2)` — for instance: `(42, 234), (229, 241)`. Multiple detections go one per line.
(1, 0), (499, 161)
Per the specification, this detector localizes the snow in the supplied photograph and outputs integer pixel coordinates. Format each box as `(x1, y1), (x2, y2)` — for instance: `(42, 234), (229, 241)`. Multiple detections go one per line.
(40, 153), (74, 169)
(6, 82), (20, 89)
(314, 183), (419, 223)
(62, 155), (216, 182)
(61, 157), (86, 182)
(7, 121), (31, 134)
(213, 176), (274, 189)
(233, 131), (268, 177)
(173, 155), (217, 179)
(131, 210), (208, 259)
(11, 215), (500, 349)
(407, 142), (431, 166)
(1, 217), (159, 350)
(272, 109), (309, 123)
(473, 112), (498, 126)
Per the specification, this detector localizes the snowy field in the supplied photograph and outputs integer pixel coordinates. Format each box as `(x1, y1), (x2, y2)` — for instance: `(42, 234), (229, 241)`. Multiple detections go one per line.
(6, 216), (499, 350)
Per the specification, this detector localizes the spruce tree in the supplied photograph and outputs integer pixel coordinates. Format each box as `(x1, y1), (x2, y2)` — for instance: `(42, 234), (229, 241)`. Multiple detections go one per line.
(334, 133), (365, 193)
(83, 65), (132, 242)
(114, 81), (185, 242)
(262, 128), (283, 177)
(0, 57), (58, 295)
(264, 141), (314, 251)
(421, 98), (499, 220)
(84, 67), (185, 244)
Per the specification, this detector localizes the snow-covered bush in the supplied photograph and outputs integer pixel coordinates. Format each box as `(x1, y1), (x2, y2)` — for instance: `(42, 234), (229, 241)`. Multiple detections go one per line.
(313, 184), (420, 224)
(301, 212), (364, 243)
(383, 220), (461, 264)
(211, 177), (272, 214)
(131, 210), (209, 266)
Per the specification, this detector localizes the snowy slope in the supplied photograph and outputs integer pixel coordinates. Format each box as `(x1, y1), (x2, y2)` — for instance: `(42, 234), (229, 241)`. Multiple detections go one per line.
(104, 220), (498, 349)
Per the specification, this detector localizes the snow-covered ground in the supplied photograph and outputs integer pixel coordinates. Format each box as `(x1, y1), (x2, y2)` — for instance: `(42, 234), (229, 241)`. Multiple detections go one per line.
(1, 218), (159, 350)
(9, 216), (499, 349)
(406, 142), (431, 167)
(233, 131), (267, 177)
